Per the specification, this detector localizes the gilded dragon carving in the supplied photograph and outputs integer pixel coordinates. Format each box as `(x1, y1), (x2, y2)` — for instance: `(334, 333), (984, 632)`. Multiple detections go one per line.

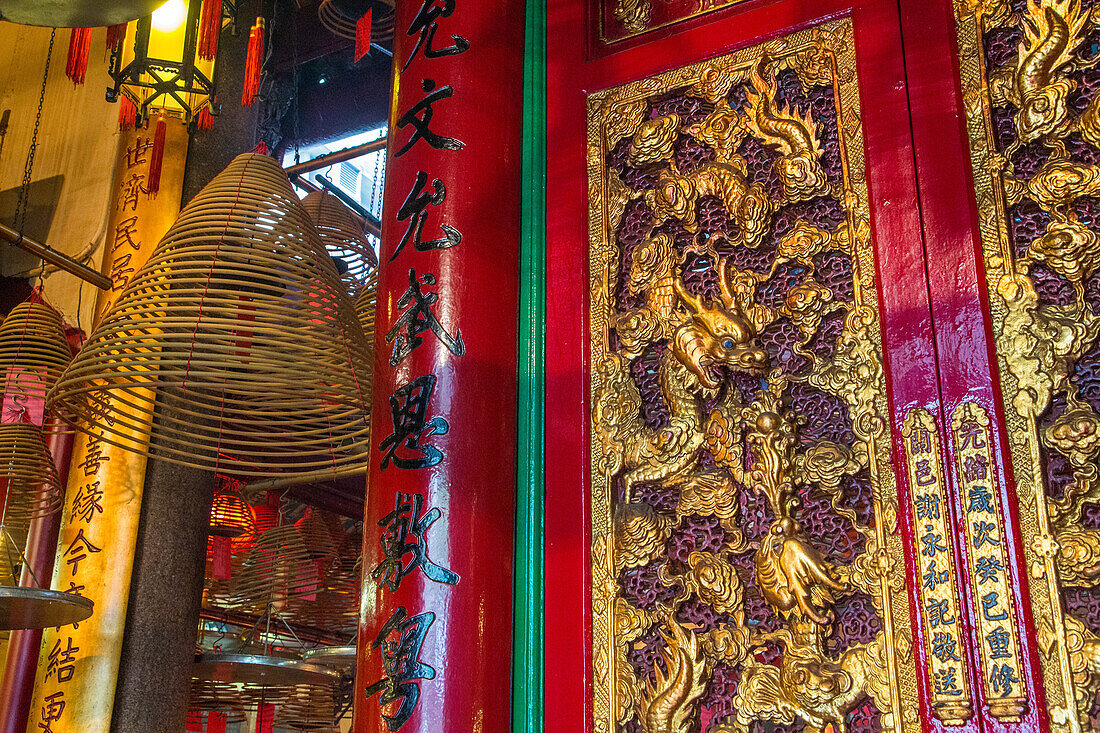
(955, 0), (1100, 724)
(589, 20), (916, 733)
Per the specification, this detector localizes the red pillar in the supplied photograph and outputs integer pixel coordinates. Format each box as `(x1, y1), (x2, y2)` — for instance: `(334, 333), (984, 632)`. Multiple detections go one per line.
(353, 1), (524, 732)
(0, 418), (74, 733)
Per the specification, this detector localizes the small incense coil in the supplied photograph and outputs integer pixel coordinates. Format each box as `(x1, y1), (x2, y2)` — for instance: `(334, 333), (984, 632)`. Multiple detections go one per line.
(294, 509), (340, 562)
(301, 190), (378, 298)
(274, 682), (340, 732)
(209, 486), (256, 539)
(231, 525), (317, 612)
(188, 681), (249, 724)
(0, 423), (62, 537)
(318, 0), (395, 45)
(48, 153), (372, 479)
(0, 301), (72, 398)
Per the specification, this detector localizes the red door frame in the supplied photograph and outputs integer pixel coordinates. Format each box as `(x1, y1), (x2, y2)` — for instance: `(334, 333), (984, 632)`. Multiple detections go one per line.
(898, 0), (1051, 729)
(542, 0), (998, 730)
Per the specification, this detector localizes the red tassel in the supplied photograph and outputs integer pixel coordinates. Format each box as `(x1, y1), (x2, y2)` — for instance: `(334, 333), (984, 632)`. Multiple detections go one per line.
(198, 0), (221, 61)
(146, 117), (167, 195)
(105, 23), (127, 54)
(250, 141), (269, 155)
(241, 18), (264, 106)
(118, 96), (137, 131)
(195, 105), (216, 130)
(65, 28), (91, 85)
(355, 8), (372, 62)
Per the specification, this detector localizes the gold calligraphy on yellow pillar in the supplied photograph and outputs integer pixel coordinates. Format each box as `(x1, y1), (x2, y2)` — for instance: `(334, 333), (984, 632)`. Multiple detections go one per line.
(951, 402), (1027, 723)
(901, 408), (972, 725)
(27, 120), (188, 733)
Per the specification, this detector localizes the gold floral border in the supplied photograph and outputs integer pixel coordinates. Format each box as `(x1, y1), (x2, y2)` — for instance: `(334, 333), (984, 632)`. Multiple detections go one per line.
(585, 17), (921, 732)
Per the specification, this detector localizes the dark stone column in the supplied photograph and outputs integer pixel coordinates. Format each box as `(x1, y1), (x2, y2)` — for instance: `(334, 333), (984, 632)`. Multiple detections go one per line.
(110, 2), (262, 730)
(109, 446), (215, 733)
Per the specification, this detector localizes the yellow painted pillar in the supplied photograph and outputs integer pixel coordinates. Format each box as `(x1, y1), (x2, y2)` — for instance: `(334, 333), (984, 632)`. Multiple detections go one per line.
(26, 120), (188, 733)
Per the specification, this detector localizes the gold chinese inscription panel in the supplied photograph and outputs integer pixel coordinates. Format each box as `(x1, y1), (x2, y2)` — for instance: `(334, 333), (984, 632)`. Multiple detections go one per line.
(587, 19), (922, 733)
(954, 0), (1100, 726)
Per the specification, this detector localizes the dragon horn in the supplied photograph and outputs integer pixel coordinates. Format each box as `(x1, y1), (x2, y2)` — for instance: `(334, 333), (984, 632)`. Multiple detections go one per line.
(718, 256), (737, 311)
(673, 274), (704, 314)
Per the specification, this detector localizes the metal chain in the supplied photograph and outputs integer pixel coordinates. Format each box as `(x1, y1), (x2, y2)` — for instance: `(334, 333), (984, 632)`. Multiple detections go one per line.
(14, 28), (56, 240)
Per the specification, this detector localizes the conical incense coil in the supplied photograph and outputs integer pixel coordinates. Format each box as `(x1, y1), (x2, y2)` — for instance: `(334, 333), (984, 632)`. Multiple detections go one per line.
(0, 301), (72, 407)
(301, 190), (378, 297)
(0, 423), (62, 536)
(209, 482), (256, 539)
(230, 525), (318, 612)
(274, 681), (340, 732)
(48, 153), (372, 478)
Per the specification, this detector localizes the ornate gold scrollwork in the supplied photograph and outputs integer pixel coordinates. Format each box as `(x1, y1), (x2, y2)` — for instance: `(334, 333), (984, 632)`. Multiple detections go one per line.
(588, 19), (917, 733)
(955, 0), (1100, 724)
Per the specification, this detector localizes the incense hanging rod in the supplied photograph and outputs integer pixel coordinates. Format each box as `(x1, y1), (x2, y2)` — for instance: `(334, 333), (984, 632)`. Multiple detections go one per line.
(0, 223), (112, 291)
(283, 137), (387, 178)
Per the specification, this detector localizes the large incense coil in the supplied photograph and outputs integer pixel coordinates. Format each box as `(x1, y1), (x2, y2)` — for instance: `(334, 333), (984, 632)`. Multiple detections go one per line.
(0, 424), (63, 535)
(301, 190), (378, 297)
(0, 302), (72, 399)
(48, 153), (372, 479)
(318, 0), (395, 45)
(230, 525), (318, 612)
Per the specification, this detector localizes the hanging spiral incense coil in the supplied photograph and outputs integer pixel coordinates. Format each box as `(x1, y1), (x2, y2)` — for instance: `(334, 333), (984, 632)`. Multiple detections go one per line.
(0, 301), (72, 402)
(301, 190), (378, 298)
(0, 423), (62, 535)
(230, 525), (318, 612)
(274, 682), (340, 732)
(48, 153), (372, 479)
(188, 681), (249, 724)
(317, 0), (395, 46)
(209, 484), (256, 539)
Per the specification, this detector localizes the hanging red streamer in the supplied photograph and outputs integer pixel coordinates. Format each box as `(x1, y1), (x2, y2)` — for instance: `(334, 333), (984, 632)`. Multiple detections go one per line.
(146, 116), (167, 195)
(241, 18), (265, 106)
(118, 96), (137, 131)
(355, 8), (372, 62)
(206, 712), (228, 733)
(65, 28), (92, 85)
(198, 0), (221, 61)
(105, 23), (127, 54)
(211, 535), (232, 580)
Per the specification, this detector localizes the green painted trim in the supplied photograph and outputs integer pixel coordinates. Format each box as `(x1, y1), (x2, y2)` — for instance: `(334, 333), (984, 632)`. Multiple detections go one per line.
(513, 0), (545, 728)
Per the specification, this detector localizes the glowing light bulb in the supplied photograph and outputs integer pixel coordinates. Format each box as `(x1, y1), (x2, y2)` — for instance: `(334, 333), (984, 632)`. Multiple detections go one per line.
(152, 0), (187, 32)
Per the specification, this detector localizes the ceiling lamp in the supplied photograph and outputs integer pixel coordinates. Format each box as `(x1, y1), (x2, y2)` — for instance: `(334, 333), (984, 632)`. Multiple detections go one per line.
(48, 153), (373, 480)
(0, 0), (163, 28)
(301, 189), (378, 298)
(106, 0), (222, 126)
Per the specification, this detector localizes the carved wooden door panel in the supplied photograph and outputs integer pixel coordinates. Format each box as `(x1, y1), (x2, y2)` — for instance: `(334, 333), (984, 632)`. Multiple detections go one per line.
(545, 0), (1047, 732)
(898, 0), (1100, 728)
